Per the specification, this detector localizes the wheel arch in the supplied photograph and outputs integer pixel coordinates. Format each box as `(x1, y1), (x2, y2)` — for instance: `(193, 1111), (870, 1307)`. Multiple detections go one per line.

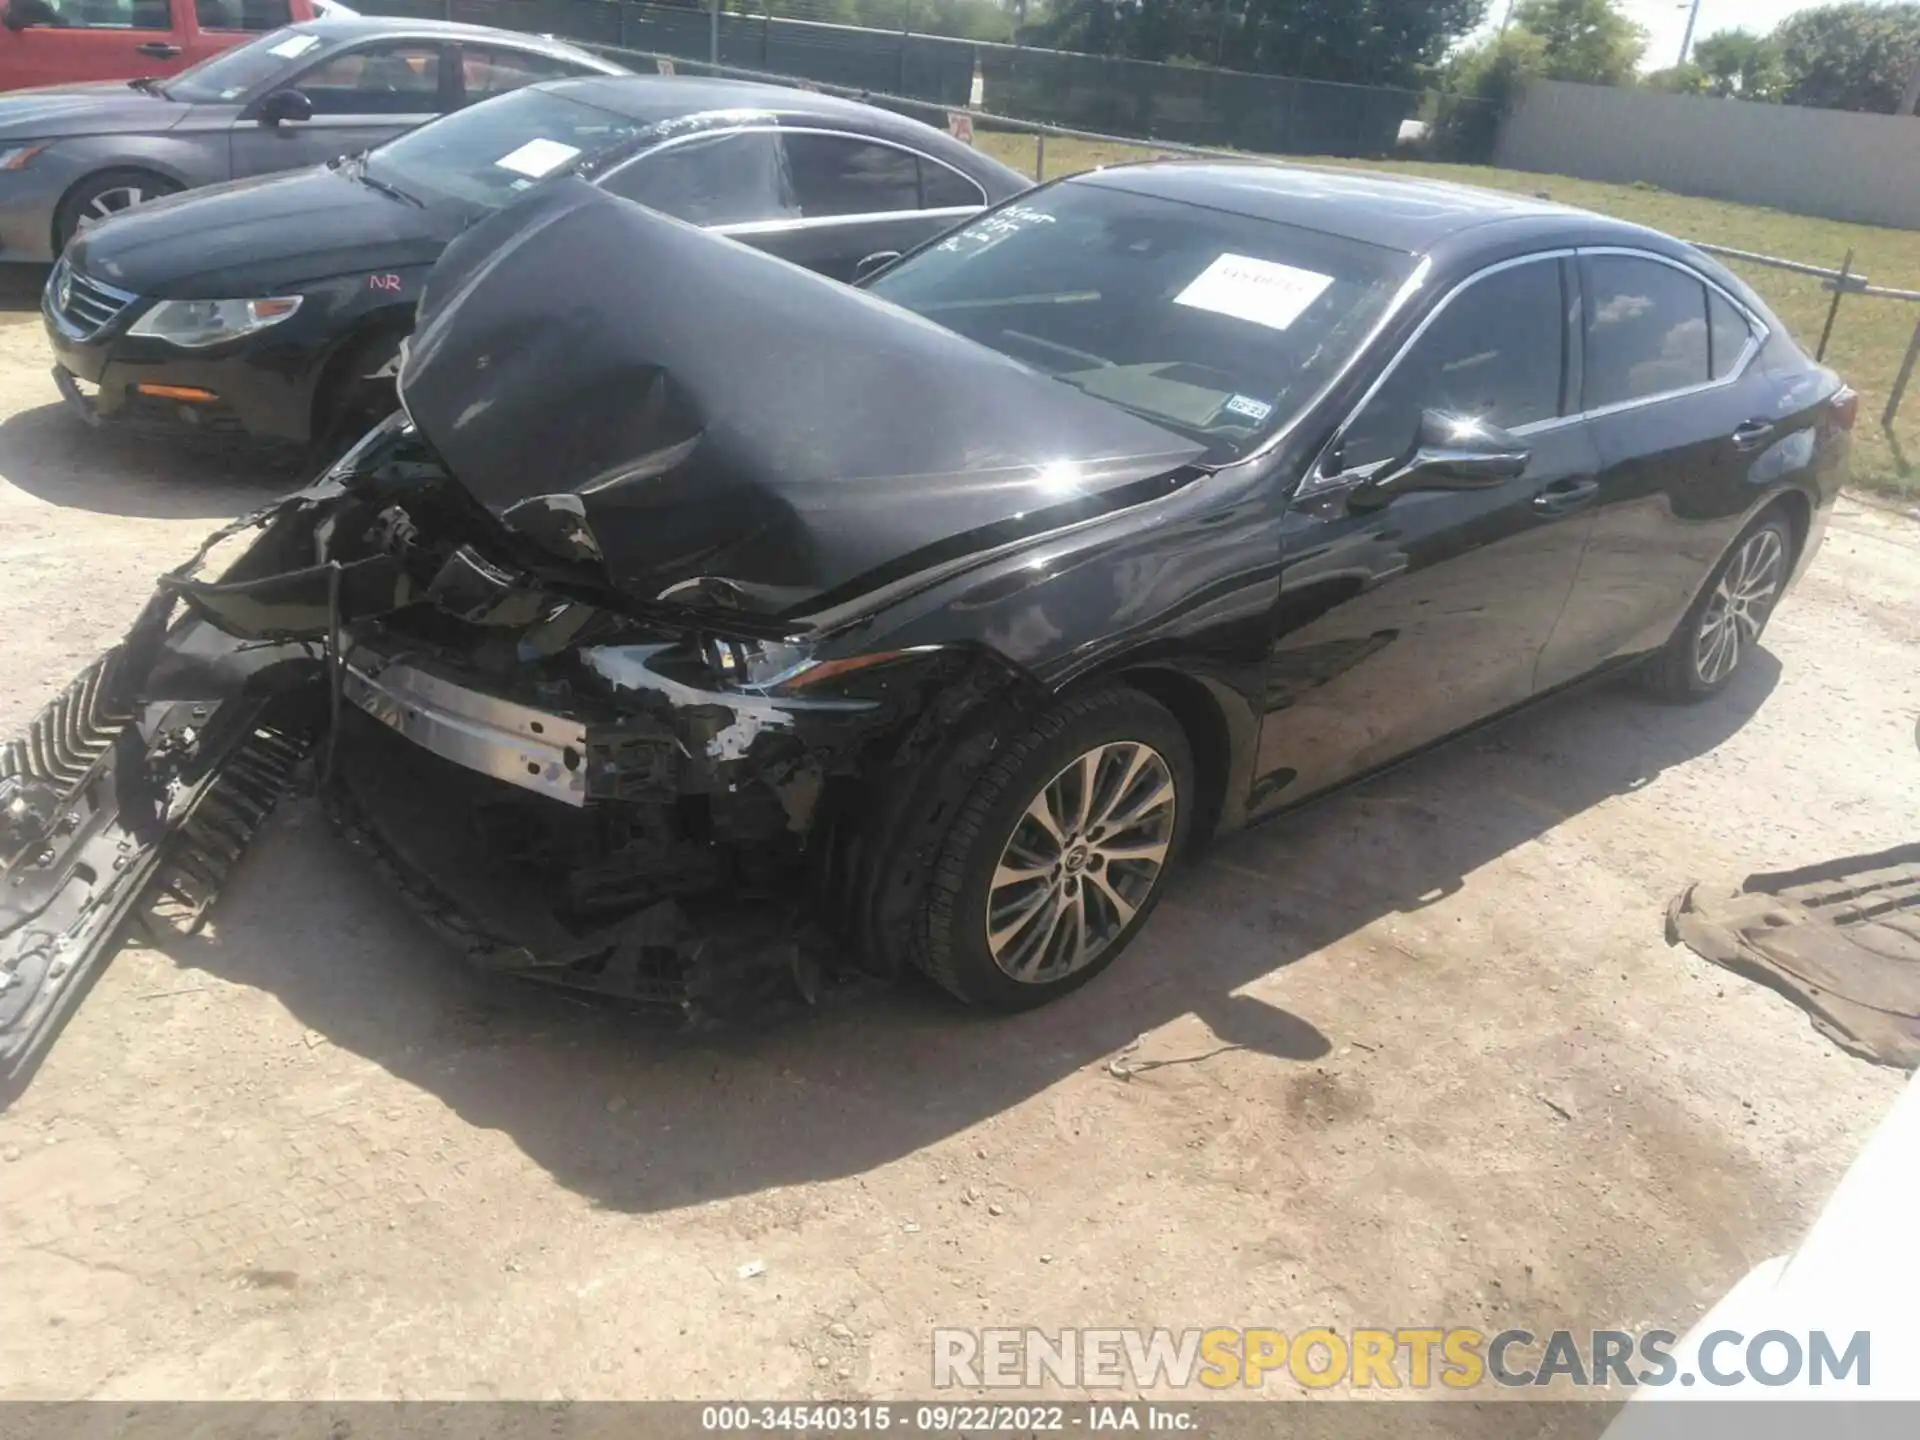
(50, 162), (191, 254)
(308, 307), (415, 445)
(1065, 661), (1254, 848)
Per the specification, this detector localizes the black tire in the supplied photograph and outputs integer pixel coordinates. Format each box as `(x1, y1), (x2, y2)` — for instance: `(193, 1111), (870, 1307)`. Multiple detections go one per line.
(309, 328), (406, 464)
(1640, 511), (1795, 702)
(54, 169), (180, 253)
(914, 686), (1194, 1011)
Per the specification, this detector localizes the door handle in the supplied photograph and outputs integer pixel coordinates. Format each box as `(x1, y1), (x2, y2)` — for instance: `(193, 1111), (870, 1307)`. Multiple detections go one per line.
(1531, 476), (1600, 516)
(136, 40), (182, 57)
(1731, 420), (1776, 452)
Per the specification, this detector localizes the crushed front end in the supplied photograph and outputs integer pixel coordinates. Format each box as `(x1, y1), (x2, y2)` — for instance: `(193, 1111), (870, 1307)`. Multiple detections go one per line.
(0, 414), (1035, 1077)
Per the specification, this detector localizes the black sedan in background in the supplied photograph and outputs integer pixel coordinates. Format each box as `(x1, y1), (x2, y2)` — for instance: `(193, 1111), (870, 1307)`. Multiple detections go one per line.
(41, 75), (1027, 448)
(0, 164), (1853, 1077)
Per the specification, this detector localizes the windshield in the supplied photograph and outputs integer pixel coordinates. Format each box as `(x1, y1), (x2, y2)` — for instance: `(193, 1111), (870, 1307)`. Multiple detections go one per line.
(362, 87), (645, 209)
(865, 178), (1413, 461)
(165, 26), (324, 104)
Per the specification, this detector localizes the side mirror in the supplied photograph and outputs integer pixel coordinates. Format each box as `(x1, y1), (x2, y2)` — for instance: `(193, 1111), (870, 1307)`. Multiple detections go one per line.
(257, 88), (313, 127)
(852, 250), (901, 283)
(1349, 410), (1530, 510)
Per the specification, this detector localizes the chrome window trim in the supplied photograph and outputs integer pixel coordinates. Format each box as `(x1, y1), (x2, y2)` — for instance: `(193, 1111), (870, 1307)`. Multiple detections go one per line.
(597, 122), (988, 220)
(1307, 243), (1773, 493)
(1302, 249), (1573, 496)
(711, 204), (981, 237)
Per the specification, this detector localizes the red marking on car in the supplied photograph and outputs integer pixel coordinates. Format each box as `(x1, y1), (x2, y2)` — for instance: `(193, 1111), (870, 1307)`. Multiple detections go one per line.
(370, 274), (402, 292)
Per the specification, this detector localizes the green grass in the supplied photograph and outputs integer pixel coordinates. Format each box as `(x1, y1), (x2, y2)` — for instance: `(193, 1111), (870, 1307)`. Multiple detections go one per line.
(976, 130), (1920, 496)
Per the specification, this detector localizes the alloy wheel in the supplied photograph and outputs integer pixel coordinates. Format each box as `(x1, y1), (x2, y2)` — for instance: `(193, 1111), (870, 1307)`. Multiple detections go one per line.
(75, 184), (154, 234)
(1695, 526), (1785, 685)
(985, 741), (1178, 984)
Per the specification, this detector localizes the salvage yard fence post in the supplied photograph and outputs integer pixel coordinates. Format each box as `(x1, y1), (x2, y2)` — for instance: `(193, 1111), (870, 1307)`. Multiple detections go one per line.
(1889, 318), (1920, 431)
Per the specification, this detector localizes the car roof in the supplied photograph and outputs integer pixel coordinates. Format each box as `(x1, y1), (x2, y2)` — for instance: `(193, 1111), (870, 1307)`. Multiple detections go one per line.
(1071, 161), (1656, 256)
(284, 15), (620, 60)
(544, 74), (938, 128)
(538, 75), (1029, 189)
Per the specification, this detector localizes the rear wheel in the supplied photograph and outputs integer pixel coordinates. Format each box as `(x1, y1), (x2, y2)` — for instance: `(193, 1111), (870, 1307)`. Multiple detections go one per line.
(54, 169), (180, 253)
(913, 687), (1193, 1011)
(1640, 513), (1794, 701)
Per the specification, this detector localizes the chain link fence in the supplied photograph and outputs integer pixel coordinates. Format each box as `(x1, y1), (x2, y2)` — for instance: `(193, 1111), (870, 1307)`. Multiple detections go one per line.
(356, 0), (1499, 162)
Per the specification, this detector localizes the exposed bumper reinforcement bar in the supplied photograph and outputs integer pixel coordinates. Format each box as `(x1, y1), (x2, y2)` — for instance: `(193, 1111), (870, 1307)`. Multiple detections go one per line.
(342, 650), (590, 808)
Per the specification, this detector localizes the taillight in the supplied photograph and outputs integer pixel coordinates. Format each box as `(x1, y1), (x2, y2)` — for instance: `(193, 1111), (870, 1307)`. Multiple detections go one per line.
(1829, 385), (1859, 432)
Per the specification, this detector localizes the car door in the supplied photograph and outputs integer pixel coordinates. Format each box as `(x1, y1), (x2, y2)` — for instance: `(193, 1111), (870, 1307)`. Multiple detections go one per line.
(1250, 252), (1605, 813)
(739, 129), (987, 281)
(0, 0), (186, 90)
(1533, 248), (1784, 689)
(228, 37), (450, 177)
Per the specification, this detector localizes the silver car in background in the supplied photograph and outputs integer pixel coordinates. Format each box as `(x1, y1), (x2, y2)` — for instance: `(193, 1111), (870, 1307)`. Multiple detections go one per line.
(0, 14), (624, 261)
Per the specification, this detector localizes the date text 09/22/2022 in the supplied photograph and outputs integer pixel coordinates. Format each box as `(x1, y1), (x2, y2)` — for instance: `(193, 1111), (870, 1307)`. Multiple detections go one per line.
(700, 1405), (1194, 1432)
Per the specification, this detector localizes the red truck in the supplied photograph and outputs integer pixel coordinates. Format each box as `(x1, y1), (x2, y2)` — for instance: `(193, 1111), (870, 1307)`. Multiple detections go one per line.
(0, 0), (321, 93)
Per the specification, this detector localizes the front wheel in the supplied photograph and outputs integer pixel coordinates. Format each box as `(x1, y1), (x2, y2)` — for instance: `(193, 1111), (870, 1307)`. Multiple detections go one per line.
(1640, 513), (1794, 701)
(54, 169), (180, 253)
(914, 686), (1194, 1011)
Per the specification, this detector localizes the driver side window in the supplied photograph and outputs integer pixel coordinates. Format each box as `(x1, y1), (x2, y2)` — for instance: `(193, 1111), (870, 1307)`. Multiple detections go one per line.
(1338, 257), (1566, 473)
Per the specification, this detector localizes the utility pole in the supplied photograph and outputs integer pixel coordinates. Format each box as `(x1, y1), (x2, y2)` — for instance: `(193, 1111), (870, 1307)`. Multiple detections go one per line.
(709, 0), (719, 66)
(1677, 0), (1703, 66)
(1497, 0), (1516, 35)
(1899, 52), (1920, 115)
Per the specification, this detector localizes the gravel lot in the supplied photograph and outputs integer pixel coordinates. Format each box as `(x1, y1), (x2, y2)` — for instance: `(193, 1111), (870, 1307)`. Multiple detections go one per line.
(0, 294), (1911, 1411)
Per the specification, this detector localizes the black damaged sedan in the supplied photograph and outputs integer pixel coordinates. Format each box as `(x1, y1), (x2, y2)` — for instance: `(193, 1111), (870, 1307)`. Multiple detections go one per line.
(0, 163), (1853, 1077)
(41, 74), (1025, 450)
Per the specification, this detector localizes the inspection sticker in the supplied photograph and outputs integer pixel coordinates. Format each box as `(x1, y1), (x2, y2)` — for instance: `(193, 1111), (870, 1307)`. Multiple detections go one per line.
(1221, 393), (1273, 423)
(494, 138), (582, 178)
(268, 33), (321, 58)
(1174, 253), (1334, 332)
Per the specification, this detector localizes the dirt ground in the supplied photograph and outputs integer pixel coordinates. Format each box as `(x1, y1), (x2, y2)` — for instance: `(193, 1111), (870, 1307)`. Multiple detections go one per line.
(0, 300), (1912, 1408)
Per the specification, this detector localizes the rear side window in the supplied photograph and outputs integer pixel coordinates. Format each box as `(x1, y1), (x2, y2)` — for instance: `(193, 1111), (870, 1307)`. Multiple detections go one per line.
(1583, 255), (1710, 408)
(458, 45), (588, 102)
(294, 41), (444, 115)
(1709, 290), (1755, 381)
(1339, 258), (1565, 471)
(785, 134), (919, 217)
(920, 157), (985, 209)
(196, 0), (291, 32)
(607, 131), (796, 227)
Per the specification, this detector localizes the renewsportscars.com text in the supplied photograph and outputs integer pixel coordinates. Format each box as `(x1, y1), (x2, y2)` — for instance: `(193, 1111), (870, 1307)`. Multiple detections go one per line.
(932, 1327), (1872, 1391)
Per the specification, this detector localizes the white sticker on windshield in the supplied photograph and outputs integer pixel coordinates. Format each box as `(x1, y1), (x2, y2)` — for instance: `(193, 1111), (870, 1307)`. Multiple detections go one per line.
(268, 33), (320, 58)
(494, 138), (582, 178)
(1173, 253), (1334, 332)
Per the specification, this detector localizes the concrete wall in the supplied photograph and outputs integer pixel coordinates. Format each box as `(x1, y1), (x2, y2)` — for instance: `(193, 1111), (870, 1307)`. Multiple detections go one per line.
(1496, 79), (1920, 231)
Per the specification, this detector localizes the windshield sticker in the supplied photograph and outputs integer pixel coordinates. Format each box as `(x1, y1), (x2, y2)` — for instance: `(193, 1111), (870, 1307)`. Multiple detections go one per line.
(1221, 393), (1273, 424)
(1173, 254), (1334, 332)
(494, 138), (583, 178)
(268, 33), (321, 59)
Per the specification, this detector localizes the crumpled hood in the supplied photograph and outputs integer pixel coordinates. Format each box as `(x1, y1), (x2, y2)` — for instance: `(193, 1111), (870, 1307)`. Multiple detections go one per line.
(68, 164), (465, 297)
(0, 82), (182, 138)
(399, 179), (1208, 618)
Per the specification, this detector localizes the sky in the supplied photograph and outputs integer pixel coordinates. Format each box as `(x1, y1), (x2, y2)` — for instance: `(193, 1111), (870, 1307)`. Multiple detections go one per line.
(1468, 0), (1875, 72)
